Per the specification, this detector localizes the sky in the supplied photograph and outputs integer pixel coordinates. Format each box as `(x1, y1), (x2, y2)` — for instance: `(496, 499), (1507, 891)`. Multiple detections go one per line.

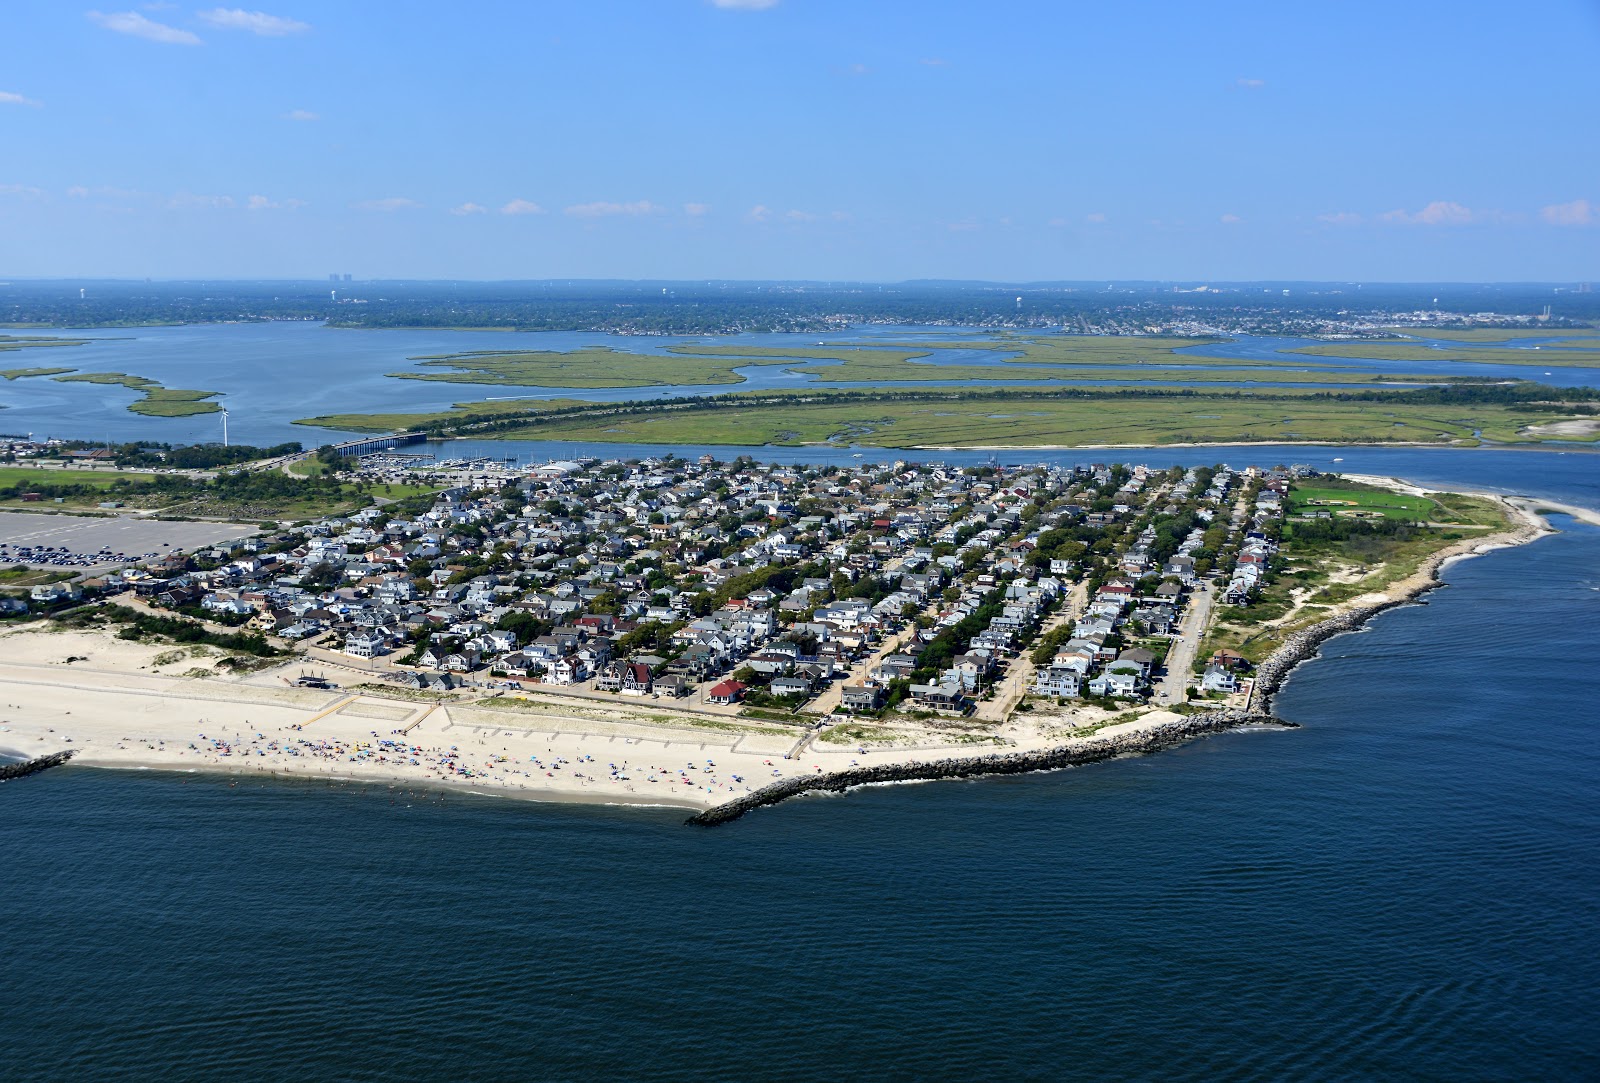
(1, 0), (1597, 282)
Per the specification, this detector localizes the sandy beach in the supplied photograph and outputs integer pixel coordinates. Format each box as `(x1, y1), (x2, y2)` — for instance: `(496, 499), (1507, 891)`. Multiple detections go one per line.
(0, 625), (1201, 811)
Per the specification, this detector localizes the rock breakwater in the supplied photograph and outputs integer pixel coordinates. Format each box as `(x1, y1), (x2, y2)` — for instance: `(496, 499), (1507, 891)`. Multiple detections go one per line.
(688, 709), (1289, 826)
(0, 749), (77, 782)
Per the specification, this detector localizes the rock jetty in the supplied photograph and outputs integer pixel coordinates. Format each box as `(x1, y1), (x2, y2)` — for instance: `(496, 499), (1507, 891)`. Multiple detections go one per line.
(687, 709), (1289, 826)
(0, 749), (77, 782)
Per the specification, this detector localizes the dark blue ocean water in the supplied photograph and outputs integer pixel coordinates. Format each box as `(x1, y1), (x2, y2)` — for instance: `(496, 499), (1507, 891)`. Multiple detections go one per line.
(3, 516), (1598, 1081)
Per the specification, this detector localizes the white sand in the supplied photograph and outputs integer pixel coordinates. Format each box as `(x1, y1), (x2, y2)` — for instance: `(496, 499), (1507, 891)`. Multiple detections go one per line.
(0, 628), (1084, 811)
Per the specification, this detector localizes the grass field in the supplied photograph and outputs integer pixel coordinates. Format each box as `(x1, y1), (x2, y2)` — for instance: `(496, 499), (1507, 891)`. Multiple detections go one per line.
(52, 372), (222, 416)
(1290, 342), (1600, 369)
(0, 465), (161, 489)
(1288, 484), (1436, 521)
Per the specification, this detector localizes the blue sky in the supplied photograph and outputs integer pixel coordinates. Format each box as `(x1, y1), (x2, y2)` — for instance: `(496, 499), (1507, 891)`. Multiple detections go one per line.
(2, 0), (1597, 281)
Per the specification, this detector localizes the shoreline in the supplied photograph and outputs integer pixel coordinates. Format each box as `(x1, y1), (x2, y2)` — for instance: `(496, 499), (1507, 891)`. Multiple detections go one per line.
(687, 709), (1292, 826)
(0, 482), (1578, 824)
(1247, 494), (1554, 712)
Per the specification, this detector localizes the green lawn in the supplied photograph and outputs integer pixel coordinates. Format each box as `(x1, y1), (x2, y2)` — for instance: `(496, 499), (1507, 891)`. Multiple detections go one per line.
(0, 465), (161, 489)
(1288, 483), (1436, 521)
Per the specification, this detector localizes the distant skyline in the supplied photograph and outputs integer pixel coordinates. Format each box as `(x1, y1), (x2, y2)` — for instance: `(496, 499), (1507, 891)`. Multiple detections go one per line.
(2, 1), (1597, 281)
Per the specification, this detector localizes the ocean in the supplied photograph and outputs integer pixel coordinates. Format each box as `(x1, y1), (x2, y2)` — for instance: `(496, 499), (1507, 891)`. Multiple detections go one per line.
(4, 516), (1597, 1080)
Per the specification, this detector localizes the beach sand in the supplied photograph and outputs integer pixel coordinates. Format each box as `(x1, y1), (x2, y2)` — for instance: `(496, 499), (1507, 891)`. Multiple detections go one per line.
(0, 627), (1121, 811)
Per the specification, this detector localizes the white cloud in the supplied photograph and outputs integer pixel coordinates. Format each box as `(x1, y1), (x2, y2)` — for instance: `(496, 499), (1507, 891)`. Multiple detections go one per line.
(1540, 199), (1594, 227)
(1085, 212), (1107, 224)
(0, 91), (42, 107)
(353, 197), (421, 212)
(449, 202), (488, 216)
(1235, 77), (1265, 89)
(1380, 200), (1477, 226)
(500, 199), (545, 216)
(1219, 213), (1242, 224)
(746, 204), (772, 223)
(1317, 211), (1363, 225)
(785, 209), (820, 222)
(920, 57), (949, 67)
(197, 8), (310, 36)
(87, 10), (202, 44)
(246, 194), (303, 210)
(283, 109), (318, 121)
(0, 184), (45, 198)
(709, 0), (779, 9)
(947, 219), (980, 232)
(564, 200), (662, 218)
(169, 193), (236, 209)
(683, 202), (710, 217)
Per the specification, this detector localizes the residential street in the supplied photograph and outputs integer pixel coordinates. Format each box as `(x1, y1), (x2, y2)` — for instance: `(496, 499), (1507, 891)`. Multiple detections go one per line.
(1157, 581), (1211, 705)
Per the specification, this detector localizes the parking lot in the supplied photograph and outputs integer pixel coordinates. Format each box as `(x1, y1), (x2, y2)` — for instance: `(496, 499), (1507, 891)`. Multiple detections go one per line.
(0, 512), (260, 571)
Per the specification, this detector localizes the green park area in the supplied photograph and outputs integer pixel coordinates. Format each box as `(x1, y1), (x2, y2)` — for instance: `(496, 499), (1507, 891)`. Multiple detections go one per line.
(1286, 483), (1436, 521)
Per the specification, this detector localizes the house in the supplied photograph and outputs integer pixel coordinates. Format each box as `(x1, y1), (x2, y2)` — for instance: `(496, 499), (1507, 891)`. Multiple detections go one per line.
(1088, 669), (1141, 698)
(1200, 665), (1239, 693)
(908, 682), (967, 714)
(30, 582), (82, 604)
(770, 676), (811, 699)
(344, 632), (389, 659)
(621, 662), (653, 695)
(707, 679), (747, 705)
(840, 684), (883, 713)
(654, 674), (689, 698)
(1034, 665), (1081, 699)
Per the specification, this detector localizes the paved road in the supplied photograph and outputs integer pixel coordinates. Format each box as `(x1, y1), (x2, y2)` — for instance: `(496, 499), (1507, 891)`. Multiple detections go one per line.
(1157, 582), (1211, 705)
